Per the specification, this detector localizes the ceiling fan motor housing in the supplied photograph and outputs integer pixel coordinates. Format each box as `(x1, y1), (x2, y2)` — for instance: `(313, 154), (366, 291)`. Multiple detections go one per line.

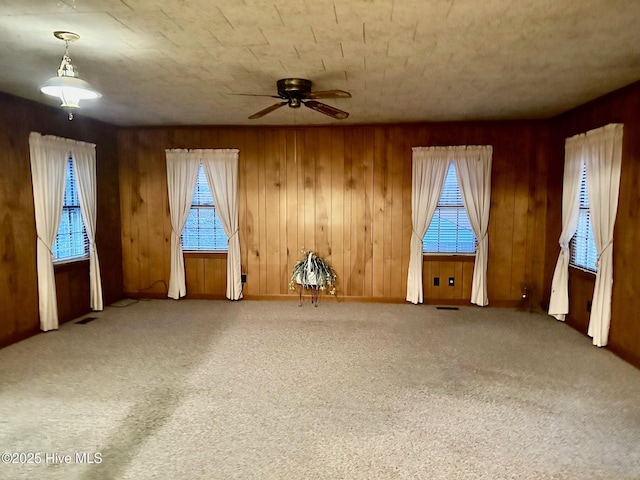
(277, 78), (312, 101)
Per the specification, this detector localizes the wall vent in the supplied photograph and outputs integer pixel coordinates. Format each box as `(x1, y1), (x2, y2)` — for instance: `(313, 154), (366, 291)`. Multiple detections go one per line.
(76, 317), (97, 325)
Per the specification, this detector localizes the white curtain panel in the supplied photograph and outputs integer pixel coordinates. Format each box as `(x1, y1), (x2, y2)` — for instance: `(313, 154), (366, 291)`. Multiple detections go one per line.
(71, 141), (103, 311)
(548, 136), (584, 321)
(406, 147), (450, 304)
(165, 150), (199, 299)
(584, 124), (623, 347)
(202, 149), (243, 300)
(453, 146), (493, 307)
(28, 132), (69, 331)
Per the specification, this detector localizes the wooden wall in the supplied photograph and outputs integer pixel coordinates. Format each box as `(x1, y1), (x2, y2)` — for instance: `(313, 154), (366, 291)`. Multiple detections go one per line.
(118, 122), (550, 306)
(0, 93), (123, 347)
(550, 81), (640, 367)
(3, 80), (638, 368)
(55, 261), (91, 323)
(422, 256), (475, 304)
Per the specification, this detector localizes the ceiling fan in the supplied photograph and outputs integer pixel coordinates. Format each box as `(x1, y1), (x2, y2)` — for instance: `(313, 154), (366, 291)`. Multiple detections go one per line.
(240, 78), (351, 120)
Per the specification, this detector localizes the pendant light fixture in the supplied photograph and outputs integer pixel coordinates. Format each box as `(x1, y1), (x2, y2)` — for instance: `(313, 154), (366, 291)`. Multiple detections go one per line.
(40, 31), (101, 120)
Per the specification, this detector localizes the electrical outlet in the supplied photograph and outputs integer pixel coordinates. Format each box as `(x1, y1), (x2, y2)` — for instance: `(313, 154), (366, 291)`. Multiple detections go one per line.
(241, 274), (247, 283)
(433, 277), (440, 286)
(448, 277), (455, 286)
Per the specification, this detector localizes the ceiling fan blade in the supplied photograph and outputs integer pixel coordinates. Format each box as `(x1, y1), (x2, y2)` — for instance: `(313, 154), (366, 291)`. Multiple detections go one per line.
(303, 100), (349, 119)
(248, 101), (288, 119)
(306, 90), (352, 99)
(230, 93), (282, 98)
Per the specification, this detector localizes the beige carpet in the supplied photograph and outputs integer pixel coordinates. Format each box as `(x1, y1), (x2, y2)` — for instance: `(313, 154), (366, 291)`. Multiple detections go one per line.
(0, 299), (639, 479)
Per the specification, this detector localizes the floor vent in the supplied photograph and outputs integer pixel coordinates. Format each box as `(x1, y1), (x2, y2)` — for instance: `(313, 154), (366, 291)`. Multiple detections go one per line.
(76, 317), (97, 325)
(436, 306), (459, 310)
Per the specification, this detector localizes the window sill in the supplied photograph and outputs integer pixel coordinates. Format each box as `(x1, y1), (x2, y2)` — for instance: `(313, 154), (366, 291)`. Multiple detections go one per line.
(54, 257), (89, 272)
(184, 251), (228, 258)
(569, 265), (597, 278)
(423, 254), (475, 262)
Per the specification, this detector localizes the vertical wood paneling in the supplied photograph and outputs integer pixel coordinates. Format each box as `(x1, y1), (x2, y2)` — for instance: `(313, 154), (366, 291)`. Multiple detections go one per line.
(285, 130), (300, 295)
(118, 129), (135, 294)
(118, 121), (552, 309)
(136, 131), (152, 292)
(423, 261), (435, 299)
(316, 128), (332, 263)
(510, 131), (532, 300)
(264, 130), (281, 294)
(362, 128), (375, 297)
(185, 256), (204, 295)
(204, 258), (217, 294)
(349, 128), (366, 296)
(276, 130), (289, 293)
(567, 270), (594, 334)
(146, 130), (170, 295)
(244, 129), (260, 295)
(527, 125), (551, 307)
(389, 128), (406, 299)
(554, 81), (640, 367)
(55, 261), (90, 324)
(330, 131), (345, 295)
(372, 128), (386, 297)
(0, 92), (122, 348)
(303, 129), (316, 254)
(0, 109), (38, 343)
(440, 263), (455, 300)
(421, 258), (475, 303)
(342, 129), (353, 296)
(257, 130), (268, 293)
(400, 127), (413, 299)
(381, 128), (393, 297)
(610, 122), (640, 359)
(462, 261), (474, 300)
(127, 132), (143, 293)
(182, 253), (228, 297)
(488, 138), (516, 301)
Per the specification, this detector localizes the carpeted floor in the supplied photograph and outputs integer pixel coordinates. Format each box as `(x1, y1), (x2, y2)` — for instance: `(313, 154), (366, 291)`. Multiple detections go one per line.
(0, 299), (639, 479)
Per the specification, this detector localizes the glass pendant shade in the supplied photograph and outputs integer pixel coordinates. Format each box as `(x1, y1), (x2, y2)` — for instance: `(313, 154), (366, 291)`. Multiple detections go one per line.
(40, 75), (101, 109)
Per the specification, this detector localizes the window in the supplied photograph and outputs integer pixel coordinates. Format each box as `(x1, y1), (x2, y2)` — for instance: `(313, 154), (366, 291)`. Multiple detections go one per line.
(182, 164), (228, 251)
(423, 162), (476, 253)
(570, 163), (597, 271)
(53, 157), (89, 262)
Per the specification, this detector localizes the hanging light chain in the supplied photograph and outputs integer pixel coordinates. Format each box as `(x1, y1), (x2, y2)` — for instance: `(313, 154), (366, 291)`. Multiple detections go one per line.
(57, 40), (76, 78)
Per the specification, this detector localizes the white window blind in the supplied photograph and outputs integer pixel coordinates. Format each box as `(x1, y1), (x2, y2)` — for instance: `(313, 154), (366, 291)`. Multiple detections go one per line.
(423, 162), (476, 253)
(182, 164), (228, 251)
(570, 163), (597, 271)
(53, 157), (89, 262)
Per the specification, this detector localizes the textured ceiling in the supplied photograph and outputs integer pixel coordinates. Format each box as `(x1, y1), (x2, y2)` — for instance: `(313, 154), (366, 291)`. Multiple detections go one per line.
(1, 0), (639, 127)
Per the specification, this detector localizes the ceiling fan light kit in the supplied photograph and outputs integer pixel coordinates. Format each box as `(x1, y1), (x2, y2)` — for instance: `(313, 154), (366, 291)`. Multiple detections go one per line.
(40, 31), (101, 120)
(247, 78), (351, 120)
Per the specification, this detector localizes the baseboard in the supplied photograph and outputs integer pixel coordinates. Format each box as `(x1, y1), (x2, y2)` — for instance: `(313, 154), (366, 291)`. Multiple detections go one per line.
(490, 300), (522, 308)
(184, 293), (229, 300)
(0, 326), (41, 349)
(122, 292), (527, 308)
(242, 294), (408, 304)
(423, 299), (523, 308)
(424, 298), (470, 306)
(563, 323), (640, 371)
(123, 291), (166, 300)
